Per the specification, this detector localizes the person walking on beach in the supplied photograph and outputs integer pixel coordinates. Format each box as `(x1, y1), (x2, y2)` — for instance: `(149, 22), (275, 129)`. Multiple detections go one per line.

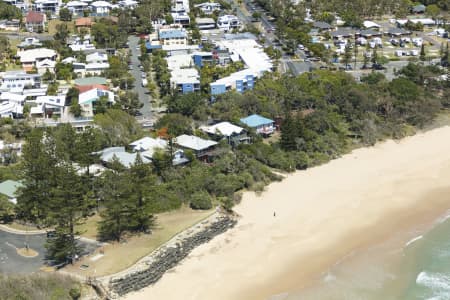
(273, 211), (276, 217)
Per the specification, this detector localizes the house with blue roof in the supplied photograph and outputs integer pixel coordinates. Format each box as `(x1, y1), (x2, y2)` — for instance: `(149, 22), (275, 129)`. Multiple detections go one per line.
(240, 114), (275, 136)
(158, 27), (187, 46)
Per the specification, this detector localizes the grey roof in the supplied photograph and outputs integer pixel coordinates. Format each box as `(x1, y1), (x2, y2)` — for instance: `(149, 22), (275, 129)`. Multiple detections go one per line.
(0, 180), (23, 199)
(313, 21), (332, 29)
(412, 4), (426, 13)
(94, 147), (151, 168)
(331, 29), (354, 38)
(175, 135), (218, 151)
(386, 27), (411, 36)
(358, 29), (382, 37)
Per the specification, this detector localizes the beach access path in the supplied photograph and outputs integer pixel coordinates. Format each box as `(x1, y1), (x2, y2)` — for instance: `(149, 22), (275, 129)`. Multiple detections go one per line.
(124, 126), (450, 300)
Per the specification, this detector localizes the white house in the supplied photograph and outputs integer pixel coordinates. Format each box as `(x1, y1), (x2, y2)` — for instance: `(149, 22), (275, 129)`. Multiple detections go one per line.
(78, 88), (114, 116)
(35, 58), (56, 74)
(16, 48), (57, 72)
(175, 134), (218, 160)
(66, 0), (89, 15)
(90, 1), (112, 15)
(33, 0), (61, 14)
(217, 15), (240, 31)
(0, 71), (44, 93)
(194, 2), (220, 14)
(86, 51), (108, 63)
(28, 95), (66, 119)
(118, 0), (137, 9)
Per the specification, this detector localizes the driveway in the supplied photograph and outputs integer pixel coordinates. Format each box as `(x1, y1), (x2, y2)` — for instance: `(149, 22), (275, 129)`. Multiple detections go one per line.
(127, 35), (153, 119)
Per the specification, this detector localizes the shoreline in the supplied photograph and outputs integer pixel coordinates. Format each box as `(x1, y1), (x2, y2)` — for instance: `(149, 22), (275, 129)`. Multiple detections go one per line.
(124, 126), (450, 300)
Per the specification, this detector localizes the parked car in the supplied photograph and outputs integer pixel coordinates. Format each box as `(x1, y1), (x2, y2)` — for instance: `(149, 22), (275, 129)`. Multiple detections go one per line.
(142, 78), (148, 87)
(372, 63), (385, 70)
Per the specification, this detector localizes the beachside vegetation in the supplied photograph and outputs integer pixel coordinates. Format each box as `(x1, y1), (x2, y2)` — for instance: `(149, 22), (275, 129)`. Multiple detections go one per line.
(6, 61), (449, 265)
(0, 273), (82, 300)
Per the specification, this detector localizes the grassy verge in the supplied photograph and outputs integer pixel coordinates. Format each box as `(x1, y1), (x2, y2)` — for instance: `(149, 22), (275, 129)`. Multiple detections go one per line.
(66, 206), (214, 277)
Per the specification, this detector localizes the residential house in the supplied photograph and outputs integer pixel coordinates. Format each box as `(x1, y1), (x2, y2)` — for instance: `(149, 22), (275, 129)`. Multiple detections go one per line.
(194, 2), (220, 14)
(94, 147), (151, 168)
(385, 27), (411, 37)
(240, 114), (275, 136)
(28, 95), (66, 119)
(0, 92), (25, 118)
(171, 0), (190, 27)
(75, 17), (93, 33)
(412, 4), (426, 14)
(158, 27), (187, 46)
(36, 58), (56, 74)
(90, 1), (112, 16)
(118, 0), (138, 9)
(210, 37), (272, 96)
(357, 29), (382, 39)
(129, 136), (189, 165)
(0, 20), (20, 31)
(86, 51), (108, 63)
(33, 0), (61, 14)
(200, 121), (250, 146)
(3, 0), (27, 12)
(312, 21), (333, 31)
(0, 101), (23, 118)
(0, 71), (44, 93)
(363, 20), (381, 29)
(16, 48), (57, 72)
(175, 134), (218, 160)
(78, 87), (114, 116)
(196, 17), (215, 30)
(217, 15), (240, 31)
(74, 76), (107, 86)
(17, 37), (43, 50)
(0, 180), (23, 204)
(25, 11), (46, 33)
(166, 54), (200, 93)
(75, 83), (108, 93)
(66, 0), (89, 15)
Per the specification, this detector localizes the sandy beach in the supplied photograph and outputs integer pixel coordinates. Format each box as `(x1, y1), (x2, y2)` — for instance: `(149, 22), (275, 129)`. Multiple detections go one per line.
(125, 126), (450, 300)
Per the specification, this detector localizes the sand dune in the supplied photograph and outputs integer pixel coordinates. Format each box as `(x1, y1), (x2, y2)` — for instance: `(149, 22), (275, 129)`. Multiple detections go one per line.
(125, 126), (450, 300)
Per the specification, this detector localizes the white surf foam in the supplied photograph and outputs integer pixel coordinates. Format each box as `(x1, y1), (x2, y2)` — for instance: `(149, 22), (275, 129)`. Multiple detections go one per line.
(416, 271), (450, 292)
(405, 235), (423, 247)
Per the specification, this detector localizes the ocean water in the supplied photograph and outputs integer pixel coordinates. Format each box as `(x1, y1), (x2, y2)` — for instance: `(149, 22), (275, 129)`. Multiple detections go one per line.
(278, 213), (450, 300)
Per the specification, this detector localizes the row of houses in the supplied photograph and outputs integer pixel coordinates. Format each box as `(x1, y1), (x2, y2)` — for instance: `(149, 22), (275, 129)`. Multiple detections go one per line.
(4, 0), (137, 16)
(0, 70), (114, 123)
(96, 115), (275, 169)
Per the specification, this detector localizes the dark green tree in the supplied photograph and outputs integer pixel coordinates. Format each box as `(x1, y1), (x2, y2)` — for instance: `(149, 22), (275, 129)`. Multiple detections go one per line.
(46, 162), (86, 264)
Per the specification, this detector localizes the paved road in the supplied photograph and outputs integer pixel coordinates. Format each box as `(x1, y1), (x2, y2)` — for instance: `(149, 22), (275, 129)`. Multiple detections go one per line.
(0, 230), (46, 274)
(0, 229), (100, 274)
(127, 35), (152, 119)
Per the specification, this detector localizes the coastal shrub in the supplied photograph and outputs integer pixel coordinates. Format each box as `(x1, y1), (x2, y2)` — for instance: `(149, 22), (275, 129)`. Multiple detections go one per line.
(0, 273), (80, 300)
(190, 190), (212, 210)
(218, 196), (234, 212)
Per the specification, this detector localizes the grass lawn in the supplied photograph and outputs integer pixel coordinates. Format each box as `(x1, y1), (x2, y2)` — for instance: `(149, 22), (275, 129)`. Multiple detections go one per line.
(47, 20), (75, 36)
(5, 222), (40, 232)
(65, 206), (214, 277)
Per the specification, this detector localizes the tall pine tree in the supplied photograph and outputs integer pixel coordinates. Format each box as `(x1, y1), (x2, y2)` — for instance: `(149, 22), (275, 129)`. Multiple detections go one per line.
(46, 162), (86, 264)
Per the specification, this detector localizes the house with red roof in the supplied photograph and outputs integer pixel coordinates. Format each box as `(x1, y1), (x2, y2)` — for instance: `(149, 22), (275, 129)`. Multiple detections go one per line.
(25, 11), (46, 33)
